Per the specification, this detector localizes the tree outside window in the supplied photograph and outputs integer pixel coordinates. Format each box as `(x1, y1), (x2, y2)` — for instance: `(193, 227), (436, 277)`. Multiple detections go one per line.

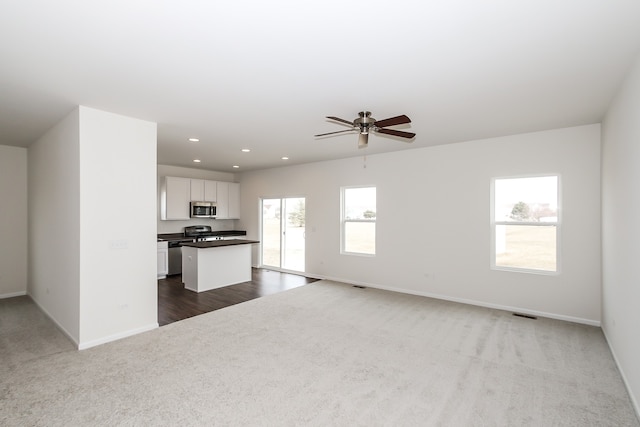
(492, 176), (559, 273)
(341, 186), (376, 255)
(288, 199), (305, 227)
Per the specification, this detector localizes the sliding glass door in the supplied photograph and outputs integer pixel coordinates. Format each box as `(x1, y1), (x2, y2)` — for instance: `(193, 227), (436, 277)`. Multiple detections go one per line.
(261, 197), (305, 272)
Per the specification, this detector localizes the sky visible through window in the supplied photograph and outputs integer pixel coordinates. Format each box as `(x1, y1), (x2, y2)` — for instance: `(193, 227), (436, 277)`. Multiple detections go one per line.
(494, 176), (558, 222)
(344, 187), (376, 219)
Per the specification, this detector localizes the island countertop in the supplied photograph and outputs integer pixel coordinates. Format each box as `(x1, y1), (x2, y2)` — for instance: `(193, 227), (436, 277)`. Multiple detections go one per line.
(181, 239), (259, 249)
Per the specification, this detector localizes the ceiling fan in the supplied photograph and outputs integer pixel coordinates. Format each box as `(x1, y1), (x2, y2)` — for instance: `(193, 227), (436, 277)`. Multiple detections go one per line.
(314, 111), (416, 148)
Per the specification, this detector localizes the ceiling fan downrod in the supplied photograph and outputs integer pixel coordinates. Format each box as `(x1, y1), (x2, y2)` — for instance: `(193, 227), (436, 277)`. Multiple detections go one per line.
(355, 111), (375, 134)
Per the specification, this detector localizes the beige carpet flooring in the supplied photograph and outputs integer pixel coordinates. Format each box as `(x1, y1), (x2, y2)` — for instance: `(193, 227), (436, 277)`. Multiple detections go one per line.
(1, 281), (638, 426)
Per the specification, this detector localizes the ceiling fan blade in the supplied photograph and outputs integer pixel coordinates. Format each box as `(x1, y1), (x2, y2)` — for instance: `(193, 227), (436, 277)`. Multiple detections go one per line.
(358, 133), (369, 149)
(374, 115), (411, 128)
(376, 128), (416, 139)
(314, 129), (355, 137)
(326, 116), (354, 126)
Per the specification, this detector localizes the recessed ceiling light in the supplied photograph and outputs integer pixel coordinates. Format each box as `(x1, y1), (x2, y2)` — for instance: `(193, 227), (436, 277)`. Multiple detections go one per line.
(193, 159), (201, 163)
(241, 148), (251, 153)
(188, 138), (199, 142)
(281, 157), (289, 160)
(233, 165), (240, 169)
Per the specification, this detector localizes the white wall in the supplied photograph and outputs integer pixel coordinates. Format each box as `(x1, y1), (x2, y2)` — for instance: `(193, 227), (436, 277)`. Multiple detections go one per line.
(602, 53), (640, 416)
(78, 106), (158, 348)
(28, 108), (81, 342)
(28, 106), (158, 349)
(0, 145), (28, 298)
(239, 124), (602, 324)
(157, 164), (237, 234)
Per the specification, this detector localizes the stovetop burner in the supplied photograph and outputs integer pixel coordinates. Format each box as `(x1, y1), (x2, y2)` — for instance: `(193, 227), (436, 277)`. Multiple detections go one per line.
(184, 225), (213, 237)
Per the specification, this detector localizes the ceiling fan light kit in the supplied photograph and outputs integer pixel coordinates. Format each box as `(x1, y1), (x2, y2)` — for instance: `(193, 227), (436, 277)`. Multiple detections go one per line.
(315, 111), (416, 148)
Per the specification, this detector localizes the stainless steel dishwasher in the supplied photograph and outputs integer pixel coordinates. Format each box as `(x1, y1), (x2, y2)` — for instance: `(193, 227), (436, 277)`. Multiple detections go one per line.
(167, 239), (194, 275)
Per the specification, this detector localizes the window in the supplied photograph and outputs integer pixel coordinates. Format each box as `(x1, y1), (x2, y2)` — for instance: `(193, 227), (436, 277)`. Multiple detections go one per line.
(491, 175), (559, 273)
(341, 186), (376, 255)
(261, 197), (306, 272)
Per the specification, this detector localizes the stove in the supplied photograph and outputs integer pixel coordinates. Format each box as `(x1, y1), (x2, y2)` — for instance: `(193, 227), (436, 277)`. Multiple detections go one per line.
(183, 225), (223, 241)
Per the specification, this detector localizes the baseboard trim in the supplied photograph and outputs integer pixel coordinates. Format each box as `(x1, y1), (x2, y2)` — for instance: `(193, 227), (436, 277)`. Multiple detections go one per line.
(78, 323), (159, 350)
(314, 274), (601, 327)
(0, 290), (27, 299)
(602, 328), (640, 422)
(29, 293), (162, 350)
(28, 294), (80, 348)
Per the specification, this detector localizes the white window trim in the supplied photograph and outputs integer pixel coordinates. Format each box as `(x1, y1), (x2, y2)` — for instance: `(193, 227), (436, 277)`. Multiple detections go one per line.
(490, 174), (561, 275)
(340, 185), (376, 256)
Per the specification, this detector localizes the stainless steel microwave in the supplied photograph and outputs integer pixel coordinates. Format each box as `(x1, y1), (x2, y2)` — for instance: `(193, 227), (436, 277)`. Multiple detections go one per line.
(190, 201), (216, 218)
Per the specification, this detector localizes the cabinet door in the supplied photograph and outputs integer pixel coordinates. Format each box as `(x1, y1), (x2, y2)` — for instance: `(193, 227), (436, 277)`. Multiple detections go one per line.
(228, 182), (240, 219)
(157, 248), (169, 277)
(163, 177), (191, 220)
(204, 180), (217, 202)
(190, 179), (205, 201)
(216, 181), (229, 218)
(191, 179), (217, 202)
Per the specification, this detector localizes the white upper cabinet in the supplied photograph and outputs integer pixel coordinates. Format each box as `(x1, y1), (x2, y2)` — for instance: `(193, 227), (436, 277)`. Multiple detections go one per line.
(161, 176), (191, 220)
(161, 176), (238, 221)
(204, 180), (217, 202)
(228, 182), (240, 219)
(216, 181), (229, 218)
(190, 179), (204, 201)
(190, 179), (217, 202)
(214, 182), (240, 219)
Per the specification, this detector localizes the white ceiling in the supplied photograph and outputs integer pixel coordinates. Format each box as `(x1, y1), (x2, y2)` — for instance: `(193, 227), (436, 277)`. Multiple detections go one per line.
(1, 1), (639, 172)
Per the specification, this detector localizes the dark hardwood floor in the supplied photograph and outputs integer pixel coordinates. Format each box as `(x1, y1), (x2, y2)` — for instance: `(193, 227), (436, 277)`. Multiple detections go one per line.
(157, 268), (319, 326)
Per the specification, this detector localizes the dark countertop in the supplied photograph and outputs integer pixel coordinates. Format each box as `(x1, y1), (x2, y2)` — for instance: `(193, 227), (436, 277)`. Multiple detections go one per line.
(181, 239), (259, 249)
(158, 230), (247, 242)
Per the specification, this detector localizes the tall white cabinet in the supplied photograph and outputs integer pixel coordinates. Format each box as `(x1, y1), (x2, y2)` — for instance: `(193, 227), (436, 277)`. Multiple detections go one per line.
(161, 176), (191, 220)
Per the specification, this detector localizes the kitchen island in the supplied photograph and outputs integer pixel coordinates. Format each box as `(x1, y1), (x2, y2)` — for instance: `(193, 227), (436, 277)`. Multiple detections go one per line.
(181, 239), (260, 293)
